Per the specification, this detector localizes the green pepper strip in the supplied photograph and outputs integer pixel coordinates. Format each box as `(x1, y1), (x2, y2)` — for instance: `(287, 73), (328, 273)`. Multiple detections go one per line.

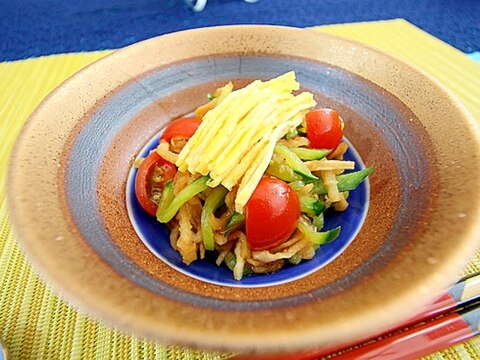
(156, 181), (175, 219)
(274, 144), (318, 180)
(201, 186), (228, 251)
(297, 218), (341, 245)
(156, 176), (210, 223)
(289, 147), (330, 161)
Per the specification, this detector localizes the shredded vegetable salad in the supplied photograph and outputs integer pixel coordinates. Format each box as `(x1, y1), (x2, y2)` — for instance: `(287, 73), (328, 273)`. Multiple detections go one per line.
(134, 72), (373, 280)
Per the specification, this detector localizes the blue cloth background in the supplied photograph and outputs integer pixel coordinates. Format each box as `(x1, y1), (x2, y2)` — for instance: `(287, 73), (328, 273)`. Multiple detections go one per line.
(1, 0), (479, 61)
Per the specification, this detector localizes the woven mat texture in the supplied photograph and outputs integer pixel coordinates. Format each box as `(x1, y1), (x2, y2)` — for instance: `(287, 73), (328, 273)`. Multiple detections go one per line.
(1, 20), (479, 359)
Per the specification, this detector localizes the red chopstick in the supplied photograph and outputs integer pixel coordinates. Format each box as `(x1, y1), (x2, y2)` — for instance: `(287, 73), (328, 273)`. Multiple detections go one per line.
(327, 304), (480, 360)
(233, 273), (480, 360)
(401, 272), (480, 327)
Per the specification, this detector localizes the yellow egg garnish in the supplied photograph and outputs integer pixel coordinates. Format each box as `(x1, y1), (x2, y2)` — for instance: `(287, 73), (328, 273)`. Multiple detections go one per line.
(175, 71), (316, 213)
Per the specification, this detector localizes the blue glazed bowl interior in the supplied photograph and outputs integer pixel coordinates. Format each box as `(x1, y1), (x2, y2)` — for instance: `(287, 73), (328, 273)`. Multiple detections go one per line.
(126, 131), (370, 288)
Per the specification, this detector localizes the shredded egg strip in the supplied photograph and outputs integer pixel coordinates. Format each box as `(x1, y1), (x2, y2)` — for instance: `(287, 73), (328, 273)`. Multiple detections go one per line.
(175, 71), (316, 213)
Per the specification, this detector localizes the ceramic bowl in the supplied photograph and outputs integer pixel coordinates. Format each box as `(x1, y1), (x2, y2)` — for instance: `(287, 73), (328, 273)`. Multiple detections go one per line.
(7, 25), (480, 354)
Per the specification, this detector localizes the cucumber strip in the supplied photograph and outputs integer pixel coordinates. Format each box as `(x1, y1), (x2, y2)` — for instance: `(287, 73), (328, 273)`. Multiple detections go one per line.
(156, 176), (210, 223)
(156, 181), (175, 218)
(337, 166), (374, 192)
(288, 253), (302, 265)
(224, 252), (237, 272)
(224, 252), (252, 275)
(266, 159), (301, 182)
(308, 166), (374, 195)
(312, 213), (324, 229)
(289, 147), (330, 161)
(285, 128), (298, 139)
(274, 144), (318, 180)
(297, 218), (341, 245)
(288, 180), (307, 191)
(225, 212), (245, 234)
(201, 186), (229, 251)
(298, 195), (326, 217)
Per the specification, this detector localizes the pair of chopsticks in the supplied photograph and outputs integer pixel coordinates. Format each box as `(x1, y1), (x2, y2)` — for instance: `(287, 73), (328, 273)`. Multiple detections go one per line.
(233, 273), (480, 360)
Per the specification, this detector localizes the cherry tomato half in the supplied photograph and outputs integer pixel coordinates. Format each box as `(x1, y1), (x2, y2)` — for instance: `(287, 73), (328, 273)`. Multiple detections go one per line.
(135, 151), (177, 216)
(161, 117), (201, 142)
(305, 109), (344, 150)
(245, 177), (301, 251)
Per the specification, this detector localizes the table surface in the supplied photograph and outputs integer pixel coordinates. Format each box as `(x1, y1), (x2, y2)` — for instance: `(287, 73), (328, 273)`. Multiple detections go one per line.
(1, 1), (480, 360)
(0, 0), (479, 61)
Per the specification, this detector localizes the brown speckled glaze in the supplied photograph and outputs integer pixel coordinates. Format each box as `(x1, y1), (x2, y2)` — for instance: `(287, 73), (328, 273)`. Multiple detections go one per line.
(7, 26), (480, 354)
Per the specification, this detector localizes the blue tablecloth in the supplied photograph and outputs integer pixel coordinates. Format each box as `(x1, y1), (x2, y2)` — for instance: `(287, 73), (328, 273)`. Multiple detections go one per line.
(1, 0), (479, 61)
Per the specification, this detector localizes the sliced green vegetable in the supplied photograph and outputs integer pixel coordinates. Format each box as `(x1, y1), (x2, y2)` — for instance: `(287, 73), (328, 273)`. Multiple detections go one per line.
(288, 180), (307, 191)
(337, 166), (374, 192)
(309, 179), (326, 194)
(156, 176), (210, 223)
(274, 144), (318, 180)
(201, 186), (229, 251)
(288, 253), (302, 265)
(297, 217), (341, 245)
(285, 128), (298, 139)
(207, 93), (215, 101)
(289, 147), (330, 161)
(224, 252), (236, 272)
(266, 158), (301, 182)
(297, 123), (307, 135)
(225, 212), (245, 234)
(156, 181), (175, 218)
(298, 194), (326, 217)
(312, 213), (324, 229)
(302, 166), (374, 195)
(224, 252), (252, 275)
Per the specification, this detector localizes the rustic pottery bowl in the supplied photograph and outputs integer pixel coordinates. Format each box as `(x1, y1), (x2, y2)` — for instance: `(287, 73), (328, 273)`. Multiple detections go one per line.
(7, 25), (480, 355)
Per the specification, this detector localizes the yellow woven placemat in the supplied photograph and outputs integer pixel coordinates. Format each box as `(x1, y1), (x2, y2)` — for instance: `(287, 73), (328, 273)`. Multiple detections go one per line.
(1, 19), (479, 359)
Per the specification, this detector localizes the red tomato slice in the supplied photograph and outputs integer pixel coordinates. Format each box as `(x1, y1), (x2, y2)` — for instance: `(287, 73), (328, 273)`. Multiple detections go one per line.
(245, 177), (300, 251)
(305, 108), (344, 150)
(135, 151), (177, 216)
(161, 117), (201, 142)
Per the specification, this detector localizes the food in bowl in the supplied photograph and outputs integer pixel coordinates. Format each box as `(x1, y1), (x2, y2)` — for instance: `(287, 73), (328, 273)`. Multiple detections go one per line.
(133, 71), (372, 280)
